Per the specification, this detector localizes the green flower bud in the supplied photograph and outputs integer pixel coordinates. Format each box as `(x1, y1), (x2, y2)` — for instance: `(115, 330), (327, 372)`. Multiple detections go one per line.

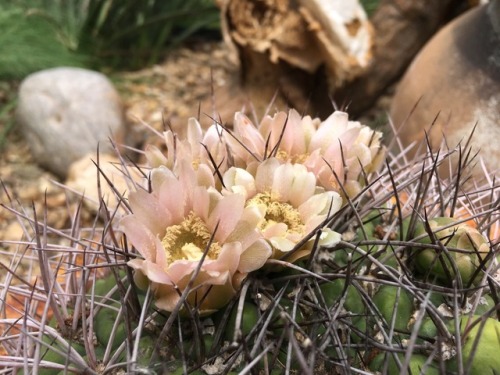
(413, 217), (491, 286)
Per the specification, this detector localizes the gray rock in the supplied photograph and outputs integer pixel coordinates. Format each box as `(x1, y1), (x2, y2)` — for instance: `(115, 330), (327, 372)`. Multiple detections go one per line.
(16, 67), (126, 178)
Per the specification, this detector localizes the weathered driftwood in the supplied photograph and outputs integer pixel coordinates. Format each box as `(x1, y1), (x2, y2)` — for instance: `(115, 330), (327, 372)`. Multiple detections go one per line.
(218, 0), (475, 119)
(219, 0), (373, 117)
(333, 0), (472, 116)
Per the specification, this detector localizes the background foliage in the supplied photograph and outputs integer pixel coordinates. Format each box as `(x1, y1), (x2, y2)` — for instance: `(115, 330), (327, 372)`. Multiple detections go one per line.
(0, 0), (220, 78)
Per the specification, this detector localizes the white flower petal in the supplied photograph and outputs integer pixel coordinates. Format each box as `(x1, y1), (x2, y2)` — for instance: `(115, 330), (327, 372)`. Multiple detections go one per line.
(318, 229), (342, 248)
(255, 158), (280, 193)
(270, 236), (296, 252)
(223, 167), (256, 198)
(289, 164), (317, 207)
(272, 163), (294, 202)
(187, 117), (203, 145)
(208, 193), (245, 242)
(238, 239), (272, 272)
(299, 191), (341, 223)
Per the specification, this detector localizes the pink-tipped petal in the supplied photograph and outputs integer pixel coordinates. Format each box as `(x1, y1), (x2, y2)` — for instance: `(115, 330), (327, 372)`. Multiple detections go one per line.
(262, 222), (288, 239)
(145, 145), (168, 168)
(213, 242), (243, 275)
(121, 216), (162, 262)
(186, 117), (203, 145)
(270, 236), (296, 252)
(192, 186), (210, 222)
(271, 163), (294, 202)
(289, 165), (317, 207)
(259, 111), (289, 153)
(283, 109), (306, 155)
(208, 193), (245, 242)
(129, 189), (171, 235)
(238, 239), (272, 272)
(255, 158), (280, 193)
(158, 177), (187, 225)
(225, 220), (261, 249)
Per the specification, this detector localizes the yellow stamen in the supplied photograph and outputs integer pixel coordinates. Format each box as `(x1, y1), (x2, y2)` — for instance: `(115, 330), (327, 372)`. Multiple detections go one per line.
(276, 149), (309, 164)
(247, 193), (305, 235)
(161, 212), (221, 263)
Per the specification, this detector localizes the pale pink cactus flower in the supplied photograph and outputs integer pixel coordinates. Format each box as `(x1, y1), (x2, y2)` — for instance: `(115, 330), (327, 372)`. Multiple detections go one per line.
(122, 161), (271, 315)
(145, 117), (230, 176)
(225, 109), (385, 198)
(223, 158), (342, 263)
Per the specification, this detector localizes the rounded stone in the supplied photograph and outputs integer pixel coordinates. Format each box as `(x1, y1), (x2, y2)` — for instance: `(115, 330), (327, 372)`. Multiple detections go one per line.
(16, 67), (126, 178)
(390, 1), (500, 177)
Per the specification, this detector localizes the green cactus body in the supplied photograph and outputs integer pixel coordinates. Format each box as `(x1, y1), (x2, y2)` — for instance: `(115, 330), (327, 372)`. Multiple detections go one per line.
(135, 335), (156, 367)
(417, 317), (438, 341)
(350, 315), (368, 343)
(37, 335), (86, 375)
(270, 298), (305, 337)
(427, 291), (447, 308)
(472, 294), (497, 317)
(320, 279), (368, 343)
(447, 316), (500, 374)
(369, 353), (439, 375)
(320, 279), (365, 315)
(94, 306), (128, 350)
(413, 217), (491, 286)
(373, 285), (414, 333)
(225, 302), (259, 341)
(325, 346), (363, 369)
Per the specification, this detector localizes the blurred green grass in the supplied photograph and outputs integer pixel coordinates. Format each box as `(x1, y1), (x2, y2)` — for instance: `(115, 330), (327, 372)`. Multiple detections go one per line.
(360, 0), (380, 16)
(0, 0), (220, 78)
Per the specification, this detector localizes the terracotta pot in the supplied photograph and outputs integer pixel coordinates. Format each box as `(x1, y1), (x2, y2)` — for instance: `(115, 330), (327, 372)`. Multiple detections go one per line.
(390, 0), (500, 178)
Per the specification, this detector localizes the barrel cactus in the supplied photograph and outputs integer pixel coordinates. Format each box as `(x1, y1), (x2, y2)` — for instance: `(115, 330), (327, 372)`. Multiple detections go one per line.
(1, 106), (498, 374)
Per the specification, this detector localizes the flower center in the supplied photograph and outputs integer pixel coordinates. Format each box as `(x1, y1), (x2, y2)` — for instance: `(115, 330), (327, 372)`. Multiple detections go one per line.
(161, 212), (221, 263)
(248, 193), (305, 235)
(276, 149), (309, 164)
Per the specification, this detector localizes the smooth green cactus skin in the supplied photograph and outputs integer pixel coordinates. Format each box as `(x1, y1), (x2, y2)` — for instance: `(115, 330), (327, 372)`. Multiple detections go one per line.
(94, 306), (128, 350)
(447, 316), (500, 375)
(320, 279), (365, 314)
(225, 302), (260, 341)
(472, 294), (497, 317)
(320, 279), (368, 342)
(37, 335), (86, 375)
(373, 285), (413, 333)
(417, 317), (439, 340)
(369, 353), (439, 375)
(413, 217), (491, 286)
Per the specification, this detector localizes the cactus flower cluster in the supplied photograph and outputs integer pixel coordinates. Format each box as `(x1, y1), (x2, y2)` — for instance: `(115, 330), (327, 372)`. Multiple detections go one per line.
(3, 103), (499, 375)
(121, 109), (384, 313)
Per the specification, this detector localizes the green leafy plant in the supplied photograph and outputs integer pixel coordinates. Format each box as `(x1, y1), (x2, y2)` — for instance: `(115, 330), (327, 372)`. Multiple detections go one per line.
(360, 0), (380, 16)
(0, 0), (220, 77)
(78, 0), (220, 70)
(0, 2), (88, 79)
